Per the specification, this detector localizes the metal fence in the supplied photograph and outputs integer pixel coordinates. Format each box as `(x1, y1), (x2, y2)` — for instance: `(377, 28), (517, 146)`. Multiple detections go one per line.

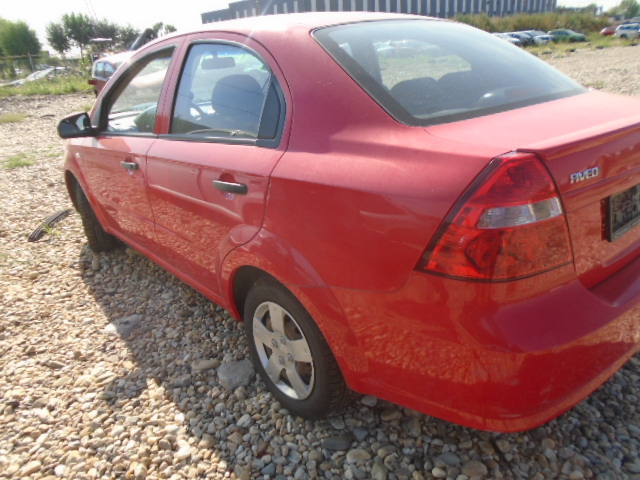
(0, 54), (83, 82)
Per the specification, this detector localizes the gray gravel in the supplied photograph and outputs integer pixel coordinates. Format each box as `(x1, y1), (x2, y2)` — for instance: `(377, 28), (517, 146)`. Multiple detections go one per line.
(544, 45), (640, 96)
(1, 46), (639, 480)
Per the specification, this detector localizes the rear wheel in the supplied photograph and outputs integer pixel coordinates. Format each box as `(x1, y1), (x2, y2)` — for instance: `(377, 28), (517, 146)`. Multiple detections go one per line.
(74, 182), (118, 252)
(244, 278), (348, 418)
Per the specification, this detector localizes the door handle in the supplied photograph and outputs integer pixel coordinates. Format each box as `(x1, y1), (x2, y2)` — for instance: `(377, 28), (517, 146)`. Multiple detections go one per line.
(121, 161), (139, 171)
(213, 180), (248, 195)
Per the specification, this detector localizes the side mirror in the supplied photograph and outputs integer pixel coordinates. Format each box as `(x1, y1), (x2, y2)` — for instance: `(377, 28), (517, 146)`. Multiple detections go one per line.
(58, 112), (96, 139)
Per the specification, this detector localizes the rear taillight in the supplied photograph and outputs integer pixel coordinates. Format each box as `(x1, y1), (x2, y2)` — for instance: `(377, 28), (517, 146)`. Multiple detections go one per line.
(418, 152), (574, 281)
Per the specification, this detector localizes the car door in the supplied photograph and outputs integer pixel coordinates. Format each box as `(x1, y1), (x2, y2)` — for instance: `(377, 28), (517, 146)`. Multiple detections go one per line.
(80, 46), (176, 250)
(146, 36), (288, 295)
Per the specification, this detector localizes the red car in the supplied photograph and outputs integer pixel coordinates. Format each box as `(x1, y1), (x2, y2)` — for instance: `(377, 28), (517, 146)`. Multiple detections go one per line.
(58, 12), (640, 432)
(600, 25), (617, 36)
(88, 51), (134, 95)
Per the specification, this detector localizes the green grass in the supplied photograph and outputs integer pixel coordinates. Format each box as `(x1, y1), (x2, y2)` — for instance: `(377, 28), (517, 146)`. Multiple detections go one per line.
(527, 33), (638, 57)
(585, 33), (639, 48)
(43, 149), (60, 159)
(0, 74), (92, 98)
(456, 11), (609, 35)
(455, 11), (640, 56)
(0, 112), (27, 124)
(3, 153), (34, 169)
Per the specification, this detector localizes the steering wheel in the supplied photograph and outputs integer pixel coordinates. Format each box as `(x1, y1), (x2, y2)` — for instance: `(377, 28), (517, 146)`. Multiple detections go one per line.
(189, 102), (206, 121)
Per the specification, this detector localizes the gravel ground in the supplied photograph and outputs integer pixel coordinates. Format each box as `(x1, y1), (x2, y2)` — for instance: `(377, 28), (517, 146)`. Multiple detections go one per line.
(1, 46), (639, 480)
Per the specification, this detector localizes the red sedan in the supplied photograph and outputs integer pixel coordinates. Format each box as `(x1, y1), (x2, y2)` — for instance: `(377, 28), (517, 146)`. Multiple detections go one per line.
(58, 12), (640, 432)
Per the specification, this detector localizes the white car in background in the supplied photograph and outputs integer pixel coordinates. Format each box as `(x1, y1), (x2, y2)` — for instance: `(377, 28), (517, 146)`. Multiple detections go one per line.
(615, 23), (640, 39)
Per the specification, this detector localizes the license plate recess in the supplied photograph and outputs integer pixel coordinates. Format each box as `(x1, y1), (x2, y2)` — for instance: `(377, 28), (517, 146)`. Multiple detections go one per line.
(607, 184), (640, 242)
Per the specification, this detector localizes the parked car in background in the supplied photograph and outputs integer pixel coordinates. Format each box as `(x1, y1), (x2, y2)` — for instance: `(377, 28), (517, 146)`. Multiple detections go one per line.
(523, 29), (554, 44)
(507, 31), (535, 46)
(58, 12), (640, 433)
(493, 32), (521, 46)
(615, 23), (640, 39)
(548, 28), (588, 42)
(88, 51), (134, 95)
(600, 25), (617, 36)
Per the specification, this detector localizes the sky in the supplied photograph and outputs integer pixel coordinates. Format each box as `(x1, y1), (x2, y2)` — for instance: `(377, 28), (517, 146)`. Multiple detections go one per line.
(1, 0), (624, 51)
(1, 0), (232, 51)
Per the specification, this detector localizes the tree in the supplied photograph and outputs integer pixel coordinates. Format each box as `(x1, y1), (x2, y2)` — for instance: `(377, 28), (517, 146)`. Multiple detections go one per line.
(62, 13), (94, 59)
(620, 0), (640, 17)
(93, 19), (119, 41)
(0, 19), (41, 56)
(607, 0), (640, 18)
(118, 25), (140, 50)
(46, 22), (70, 55)
(151, 22), (177, 38)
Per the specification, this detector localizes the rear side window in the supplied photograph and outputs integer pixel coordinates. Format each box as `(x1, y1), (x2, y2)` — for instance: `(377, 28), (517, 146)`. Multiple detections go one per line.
(314, 20), (586, 126)
(170, 43), (281, 141)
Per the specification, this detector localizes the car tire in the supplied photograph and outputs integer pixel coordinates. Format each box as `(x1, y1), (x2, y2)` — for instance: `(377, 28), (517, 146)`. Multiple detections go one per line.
(74, 182), (118, 253)
(244, 278), (348, 419)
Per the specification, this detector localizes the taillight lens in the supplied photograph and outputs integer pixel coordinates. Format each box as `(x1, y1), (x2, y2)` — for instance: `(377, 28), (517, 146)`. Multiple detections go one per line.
(418, 152), (574, 281)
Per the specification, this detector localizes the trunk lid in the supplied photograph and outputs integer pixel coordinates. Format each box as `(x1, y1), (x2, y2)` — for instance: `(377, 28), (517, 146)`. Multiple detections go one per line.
(427, 91), (640, 286)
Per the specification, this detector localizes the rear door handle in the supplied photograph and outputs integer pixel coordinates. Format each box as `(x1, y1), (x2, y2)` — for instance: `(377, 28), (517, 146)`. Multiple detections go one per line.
(121, 161), (139, 171)
(213, 180), (248, 195)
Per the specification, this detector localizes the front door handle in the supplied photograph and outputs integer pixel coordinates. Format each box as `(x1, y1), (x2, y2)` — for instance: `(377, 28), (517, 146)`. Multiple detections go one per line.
(121, 161), (139, 171)
(213, 180), (248, 195)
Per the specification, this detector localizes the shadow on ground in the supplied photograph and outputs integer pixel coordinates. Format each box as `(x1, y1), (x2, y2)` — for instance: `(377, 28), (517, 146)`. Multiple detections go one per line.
(77, 244), (640, 480)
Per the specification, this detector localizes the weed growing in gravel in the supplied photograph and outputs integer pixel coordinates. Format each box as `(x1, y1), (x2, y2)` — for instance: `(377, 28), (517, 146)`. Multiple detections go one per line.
(585, 80), (606, 90)
(3, 153), (34, 169)
(0, 113), (27, 124)
(0, 250), (10, 267)
(42, 225), (62, 238)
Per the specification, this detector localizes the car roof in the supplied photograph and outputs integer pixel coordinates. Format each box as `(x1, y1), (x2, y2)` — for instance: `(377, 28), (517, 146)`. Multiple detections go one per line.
(148, 12), (441, 46)
(205, 11), (430, 30)
(97, 50), (135, 64)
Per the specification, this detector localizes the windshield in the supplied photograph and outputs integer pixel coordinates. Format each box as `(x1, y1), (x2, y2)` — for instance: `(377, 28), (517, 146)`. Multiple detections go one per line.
(313, 20), (586, 126)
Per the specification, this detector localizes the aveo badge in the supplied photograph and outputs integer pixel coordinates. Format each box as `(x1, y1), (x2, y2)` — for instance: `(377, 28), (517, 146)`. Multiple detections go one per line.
(570, 167), (600, 184)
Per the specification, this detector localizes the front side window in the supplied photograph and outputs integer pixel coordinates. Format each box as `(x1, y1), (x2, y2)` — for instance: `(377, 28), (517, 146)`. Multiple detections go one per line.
(93, 62), (104, 79)
(105, 49), (174, 134)
(314, 20), (586, 126)
(170, 43), (278, 140)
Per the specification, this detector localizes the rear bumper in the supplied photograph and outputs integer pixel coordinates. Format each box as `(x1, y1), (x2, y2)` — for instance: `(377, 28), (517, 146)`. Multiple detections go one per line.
(323, 256), (640, 432)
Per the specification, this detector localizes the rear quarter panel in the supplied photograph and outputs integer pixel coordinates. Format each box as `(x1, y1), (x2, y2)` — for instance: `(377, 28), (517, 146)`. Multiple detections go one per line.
(256, 25), (503, 291)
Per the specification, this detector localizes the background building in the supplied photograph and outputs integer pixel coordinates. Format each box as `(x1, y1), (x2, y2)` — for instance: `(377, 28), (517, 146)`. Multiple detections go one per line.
(202, 0), (558, 23)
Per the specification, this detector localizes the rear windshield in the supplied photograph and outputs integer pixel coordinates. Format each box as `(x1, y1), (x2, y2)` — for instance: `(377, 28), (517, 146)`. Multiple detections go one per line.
(313, 20), (586, 126)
